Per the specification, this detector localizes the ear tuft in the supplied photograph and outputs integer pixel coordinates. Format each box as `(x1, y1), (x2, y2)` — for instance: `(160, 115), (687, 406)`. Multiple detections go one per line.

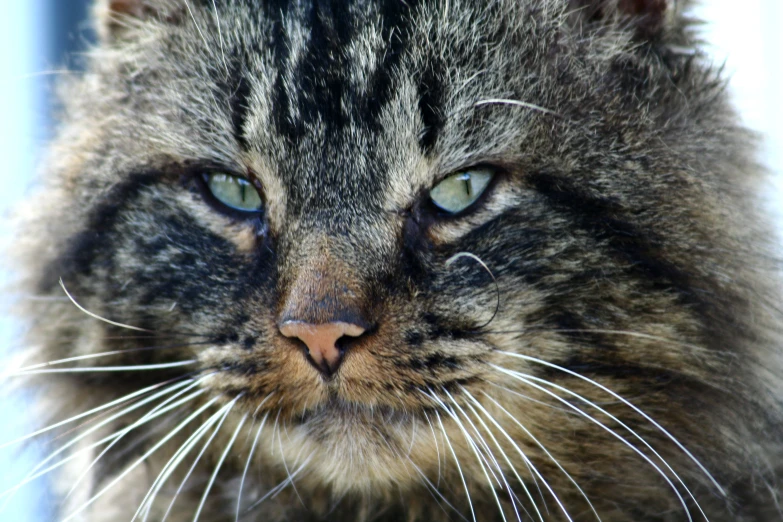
(572, 0), (680, 42)
(95, 0), (182, 42)
(617, 0), (671, 39)
(107, 0), (154, 18)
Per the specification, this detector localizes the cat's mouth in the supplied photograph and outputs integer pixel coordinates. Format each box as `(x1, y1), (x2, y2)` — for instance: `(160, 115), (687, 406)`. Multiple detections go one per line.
(293, 396), (418, 425)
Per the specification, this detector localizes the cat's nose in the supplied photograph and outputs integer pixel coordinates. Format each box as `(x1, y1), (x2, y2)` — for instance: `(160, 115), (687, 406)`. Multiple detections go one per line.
(279, 321), (366, 376)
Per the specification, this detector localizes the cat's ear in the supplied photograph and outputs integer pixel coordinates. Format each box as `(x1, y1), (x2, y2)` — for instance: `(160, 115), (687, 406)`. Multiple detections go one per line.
(569, 0), (684, 42)
(95, 0), (183, 42)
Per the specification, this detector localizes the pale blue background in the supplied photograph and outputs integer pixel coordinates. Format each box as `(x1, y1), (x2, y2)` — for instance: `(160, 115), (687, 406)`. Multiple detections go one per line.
(1, 3), (53, 520)
(1, 1), (781, 520)
(1, 2), (90, 519)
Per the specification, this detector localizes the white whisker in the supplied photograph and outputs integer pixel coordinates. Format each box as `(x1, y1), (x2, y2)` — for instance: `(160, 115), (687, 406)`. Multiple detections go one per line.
(434, 408), (477, 522)
(441, 391), (504, 489)
(64, 381), (211, 501)
(242, 454), (314, 515)
(441, 389), (562, 521)
(407, 415), (418, 457)
(0, 378), (184, 449)
(475, 390), (600, 522)
(210, 0), (230, 77)
(275, 416), (305, 507)
(441, 390), (513, 522)
(493, 365), (699, 521)
(183, 0), (211, 54)
(193, 408), (247, 522)
(458, 390), (544, 522)
(137, 401), (230, 522)
(10, 360), (197, 376)
(59, 279), (151, 332)
(473, 98), (561, 117)
(12, 68), (74, 80)
(0, 379), (202, 505)
(154, 399), (235, 521)
(494, 351), (725, 496)
(405, 455), (470, 522)
(422, 410), (443, 486)
(61, 394), (222, 521)
(237, 410), (270, 522)
(6, 342), (210, 375)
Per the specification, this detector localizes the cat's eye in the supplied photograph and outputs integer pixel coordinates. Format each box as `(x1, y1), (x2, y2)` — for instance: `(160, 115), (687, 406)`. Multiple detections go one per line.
(204, 172), (263, 213)
(429, 169), (494, 214)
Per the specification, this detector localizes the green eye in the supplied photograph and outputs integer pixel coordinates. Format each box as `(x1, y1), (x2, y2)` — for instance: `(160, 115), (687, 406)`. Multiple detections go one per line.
(204, 172), (263, 213)
(429, 169), (494, 214)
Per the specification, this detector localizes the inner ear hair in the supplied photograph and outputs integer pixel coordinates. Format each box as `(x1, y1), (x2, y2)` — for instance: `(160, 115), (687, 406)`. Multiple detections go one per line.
(95, 0), (184, 42)
(570, 0), (681, 41)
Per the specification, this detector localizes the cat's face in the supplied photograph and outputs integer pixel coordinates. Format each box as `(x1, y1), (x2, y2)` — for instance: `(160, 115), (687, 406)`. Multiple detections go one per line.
(21, 0), (781, 519)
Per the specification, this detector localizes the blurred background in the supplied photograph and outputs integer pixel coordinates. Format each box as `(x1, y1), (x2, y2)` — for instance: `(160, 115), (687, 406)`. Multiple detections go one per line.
(1, 1), (781, 519)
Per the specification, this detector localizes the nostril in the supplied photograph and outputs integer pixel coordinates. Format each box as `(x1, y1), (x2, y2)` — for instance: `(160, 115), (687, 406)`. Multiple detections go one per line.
(334, 333), (360, 353)
(279, 321), (368, 375)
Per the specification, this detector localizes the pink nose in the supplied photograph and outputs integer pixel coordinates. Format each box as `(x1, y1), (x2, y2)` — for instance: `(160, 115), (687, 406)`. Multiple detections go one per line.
(279, 321), (366, 375)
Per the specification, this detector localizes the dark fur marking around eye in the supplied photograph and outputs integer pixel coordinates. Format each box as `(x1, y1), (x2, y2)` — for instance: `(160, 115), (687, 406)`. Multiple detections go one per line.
(48, 169), (278, 332)
(39, 172), (164, 292)
(127, 209), (248, 308)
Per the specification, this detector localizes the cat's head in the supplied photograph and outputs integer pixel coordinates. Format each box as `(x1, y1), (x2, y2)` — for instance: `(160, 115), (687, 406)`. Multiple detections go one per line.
(20, 0), (782, 518)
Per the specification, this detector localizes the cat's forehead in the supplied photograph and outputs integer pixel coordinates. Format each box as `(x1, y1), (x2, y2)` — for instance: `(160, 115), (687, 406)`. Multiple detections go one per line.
(203, 0), (543, 214)
(99, 0), (553, 220)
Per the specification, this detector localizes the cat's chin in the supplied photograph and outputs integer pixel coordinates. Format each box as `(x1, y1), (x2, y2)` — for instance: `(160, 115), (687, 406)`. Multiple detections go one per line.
(266, 399), (432, 493)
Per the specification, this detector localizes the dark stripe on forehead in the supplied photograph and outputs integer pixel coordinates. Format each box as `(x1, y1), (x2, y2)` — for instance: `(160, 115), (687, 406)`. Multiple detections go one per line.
(360, 0), (418, 129)
(230, 72), (252, 150)
(270, 5), (298, 140)
(417, 56), (446, 153)
(267, 0), (423, 140)
(213, 54), (252, 150)
(290, 1), (354, 133)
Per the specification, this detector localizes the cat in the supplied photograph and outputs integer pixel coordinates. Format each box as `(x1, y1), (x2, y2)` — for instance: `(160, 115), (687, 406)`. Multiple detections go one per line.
(7, 0), (783, 520)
